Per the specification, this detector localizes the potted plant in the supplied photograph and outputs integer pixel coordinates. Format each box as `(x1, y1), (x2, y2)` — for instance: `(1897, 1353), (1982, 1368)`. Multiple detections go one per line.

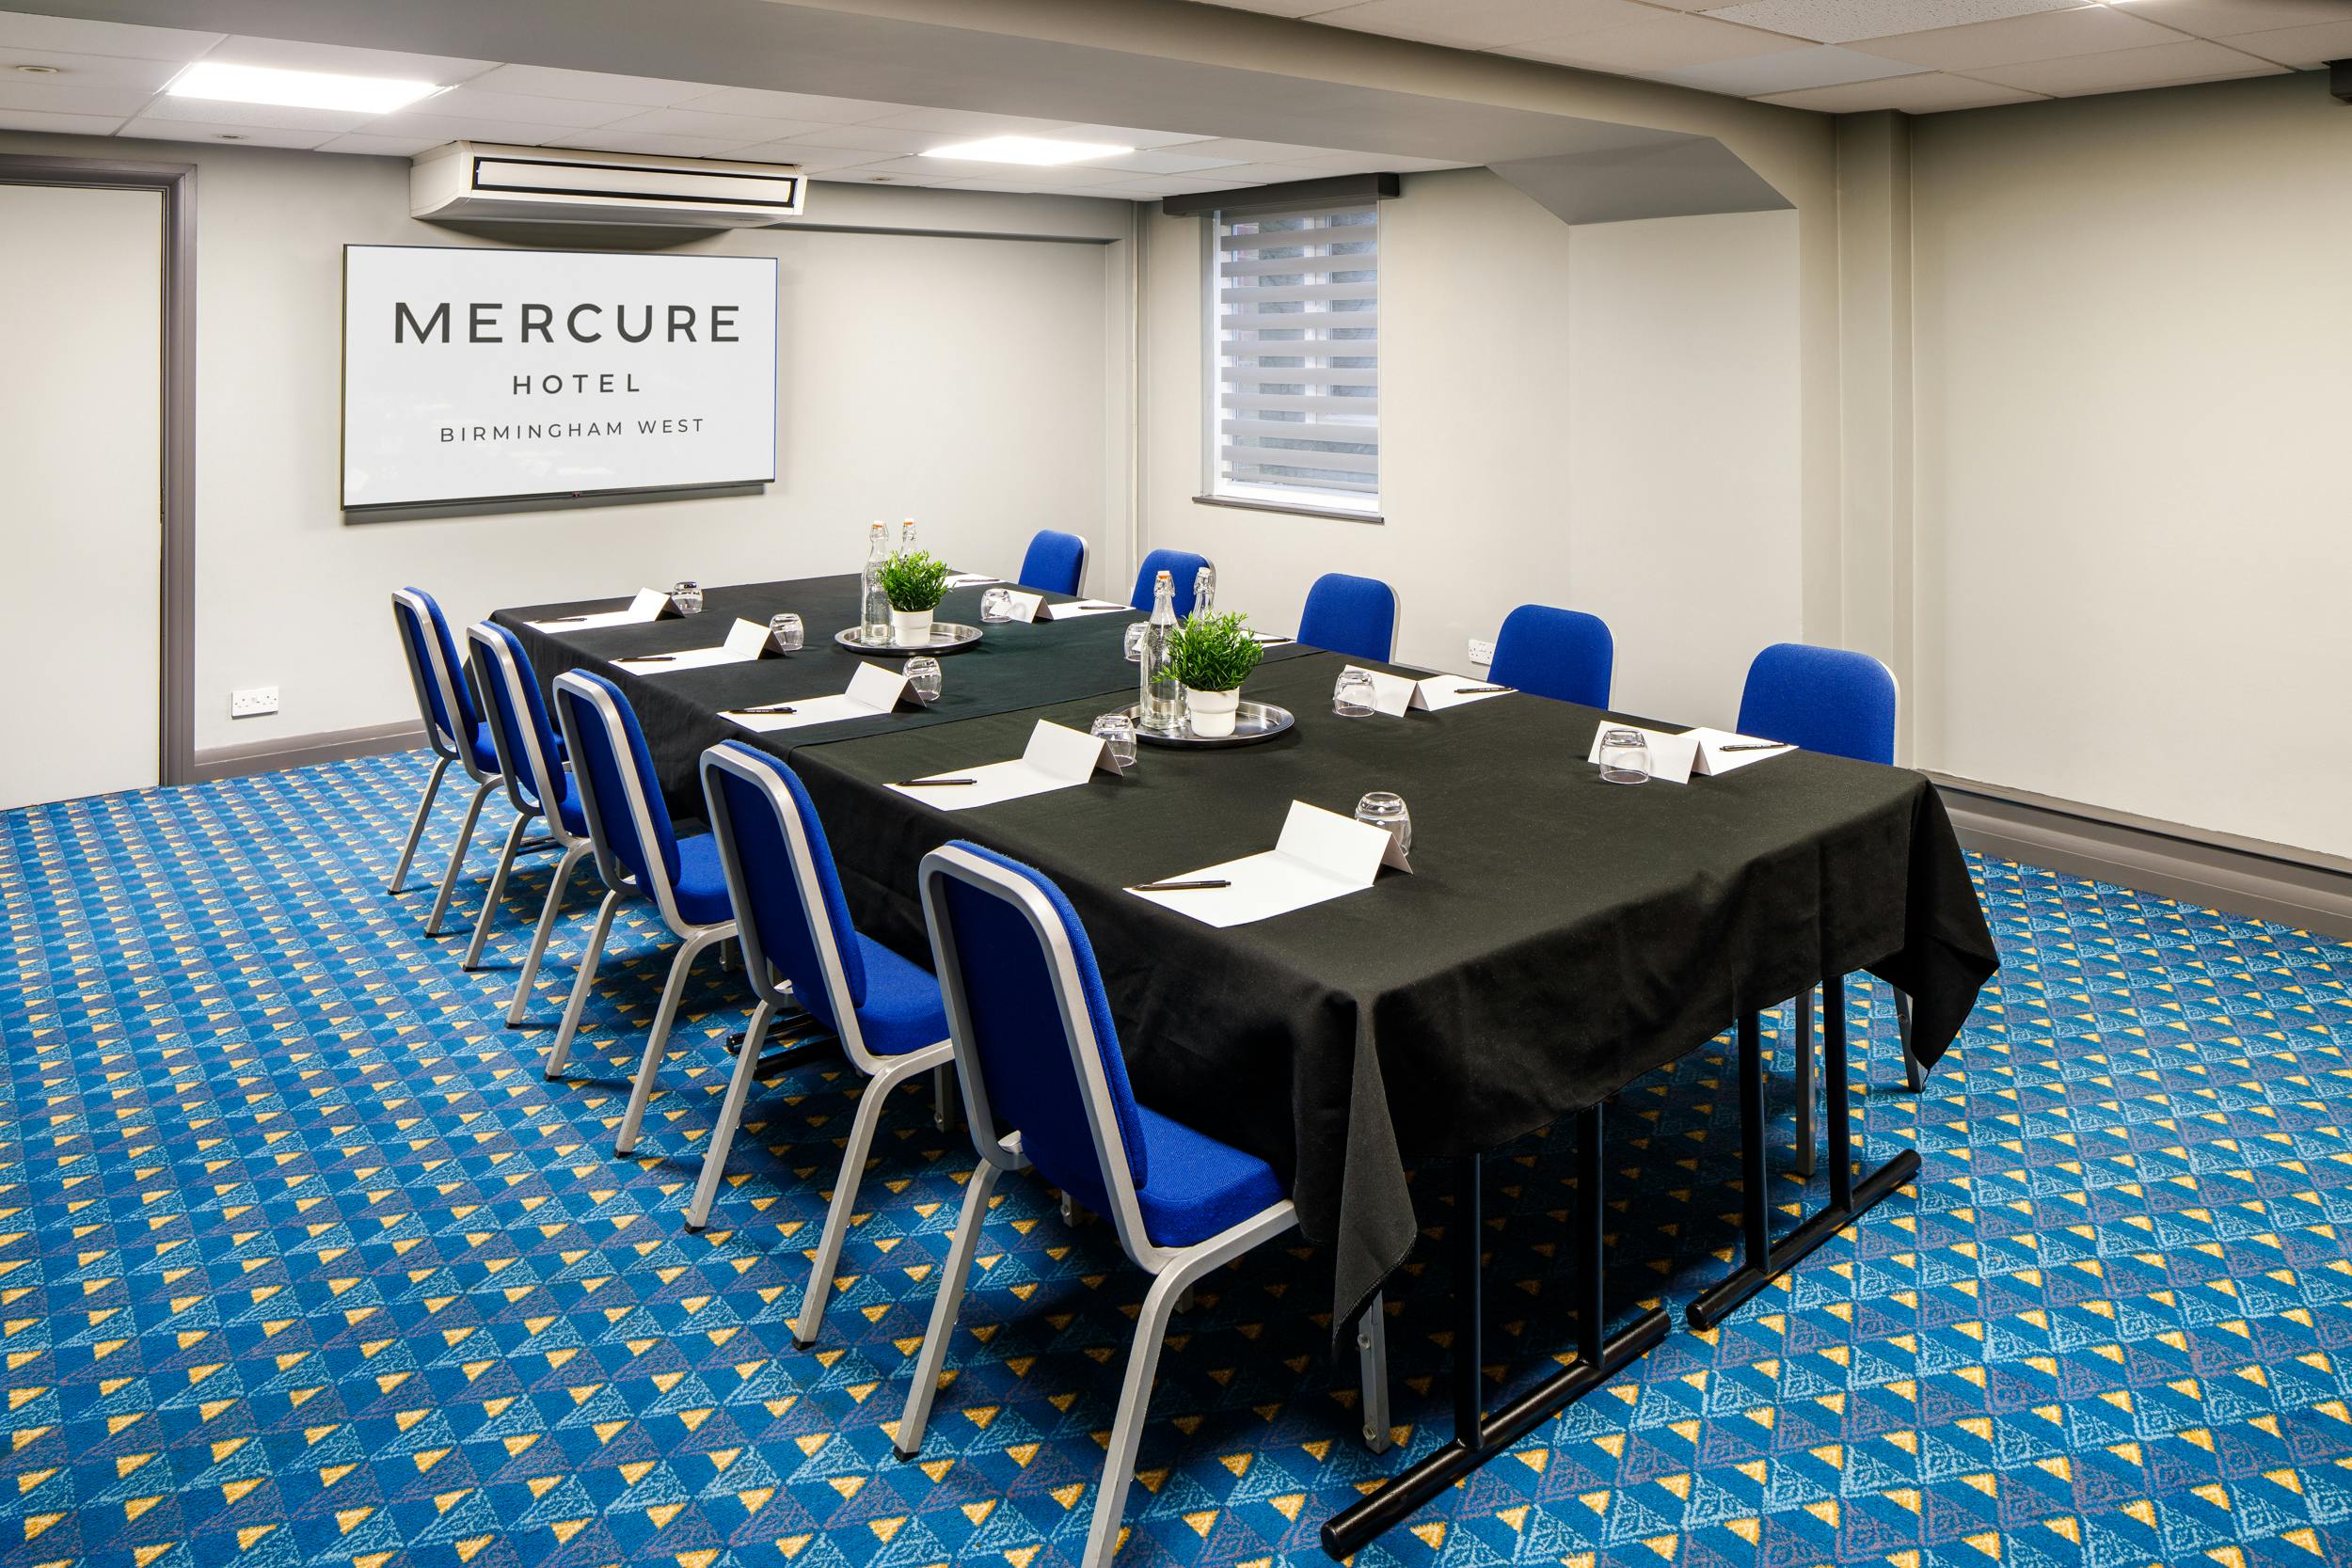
(879, 548), (950, 642)
(1166, 610), (1264, 737)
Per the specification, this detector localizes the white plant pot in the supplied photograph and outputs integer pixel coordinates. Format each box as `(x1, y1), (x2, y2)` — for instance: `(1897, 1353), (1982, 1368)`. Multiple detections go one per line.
(1184, 686), (1242, 737)
(889, 608), (935, 643)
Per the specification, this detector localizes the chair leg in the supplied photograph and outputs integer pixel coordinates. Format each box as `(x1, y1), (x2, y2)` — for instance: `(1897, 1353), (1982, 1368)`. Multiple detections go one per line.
(506, 843), (586, 1026)
(613, 927), (724, 1157)
(685, 997), (773, 1230)
(1897, 987), (1923, 1091)
(546, 889), (620, 1080)
(931, 1064), (955, 1132)
(1792, 988), (1817, 1180)
(387, 754), (451, 894)
(1357, 1291), (1391, 1454)
(423, 778), (497, 938)
(794, 1053), (931, 1348)
(461, 813), (531, 971)
(1080, 1262), (1197, 1568)
(896, 1159), (1003, 1455)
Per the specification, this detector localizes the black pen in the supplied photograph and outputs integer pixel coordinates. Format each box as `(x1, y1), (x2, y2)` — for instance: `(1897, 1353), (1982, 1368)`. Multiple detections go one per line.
(728, 704), (797, 717)
(1719, 741), (1791, 752)
(896, 777), (977, 786)
(539, 614), (587, 624)
(1130, 879), (1232, 893)
(620, 654), (675, 663)
(1454, 684), (1510, 694)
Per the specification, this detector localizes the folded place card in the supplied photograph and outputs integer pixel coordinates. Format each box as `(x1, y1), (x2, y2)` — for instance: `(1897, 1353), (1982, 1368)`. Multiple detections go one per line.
(612, 618), (774, 674)
(1129, 800), (1409, 928)
(1584, 723), (1794, 784)
(527, 587), (674, 633)
(724, 661), (914, 733)
(1342, 666), (1516, 719)
(887, 720), (1118, 809)
(999, 591), (1129, 623)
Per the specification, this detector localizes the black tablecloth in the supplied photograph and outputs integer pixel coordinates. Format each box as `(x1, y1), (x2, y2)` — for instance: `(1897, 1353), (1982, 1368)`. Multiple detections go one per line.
(492, 576), (1998, 1331)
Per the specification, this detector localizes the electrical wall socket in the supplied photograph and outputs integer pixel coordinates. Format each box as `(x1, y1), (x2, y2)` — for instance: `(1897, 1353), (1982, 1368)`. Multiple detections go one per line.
(1467, 639), (1495, 668)
(230, 686), (278, 719)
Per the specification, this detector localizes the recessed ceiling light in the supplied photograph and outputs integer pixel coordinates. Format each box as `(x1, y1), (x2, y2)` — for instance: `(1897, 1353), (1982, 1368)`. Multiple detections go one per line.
(167, 59), (443, 115)
(919, 135), (1133, 166)
(13, 63), (62, 74)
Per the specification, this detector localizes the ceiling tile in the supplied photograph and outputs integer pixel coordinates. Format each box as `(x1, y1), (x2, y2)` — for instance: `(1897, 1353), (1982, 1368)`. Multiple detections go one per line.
(0, 12), (221, 61)
(667, 85), (915, 122)
(202, 35), (495, 86)
(1965, 35), (2286, 90)
(1652, 43), (1932, 91)
(594, 106), (832, 144)
(117, 117), (335, 149)
(135, 95), (369, 132)
(718, 140), (895, 170)
(1698, 0), (2082, 45)
(456, 64), (712, 107)
(1161, 136), (1356, 163)
(1089, 172), (1265, 195)
(565, 130), (750, 158)
(2101, 0), (2352, 40)
(348, 112), (558, 148)
(858, 105), (1068, 135)
(1756, 70), (2049, 107)
(1184, 0), (1330, 14)
(1186, 159), (1347, 183)
(1851, 5), (2185, 70)
(419, 86), (645, 128)
(0, 104), (126, 134)
(312, 130), (449, 156)
(1271, 148), (1471, 170)
(1307, 0), (1661, 46)
(0, 48), (178, 115)
(773, 122), (942, 154)
(1041, 122), (1218, 149)
(1502, 12), (1811, 71)
(1088, 147), (1248, 174)
(2218, 16), (2352, 66)
(855, 154), (1128, 185)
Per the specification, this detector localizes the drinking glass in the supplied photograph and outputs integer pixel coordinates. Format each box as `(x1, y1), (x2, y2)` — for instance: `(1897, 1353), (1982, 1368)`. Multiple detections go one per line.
(768, 611), (803, 652)
(1333, 669), (1375, 718)
(670, 579), (704, 615)
(904, 656), (943, 704)
(1355, 791), (1411, 856)
(1123, 622), (1150, 662)
(981, 587), (1014, 624)
(1090, 712), (1138, 769)
(1598, 727), (1650, 785)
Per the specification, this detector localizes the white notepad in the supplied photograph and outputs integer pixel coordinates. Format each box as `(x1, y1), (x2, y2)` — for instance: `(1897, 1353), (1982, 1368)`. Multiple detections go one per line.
(1584, 722), (1794, 784)
(943, 572), (999, 589)
(1341, 666), (1515, 719)
(723, 662), (912, 733)
(1129, 800), (1410, 927)
(888, 721), (1117, 809)
(528, 587), (671, 633)
(612, 617), (772, 673)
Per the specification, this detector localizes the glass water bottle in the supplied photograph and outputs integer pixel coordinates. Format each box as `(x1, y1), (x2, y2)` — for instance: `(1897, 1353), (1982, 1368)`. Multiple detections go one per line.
(861, 521), (892, 645)
(899, 516), (917, 551)
(1139, 570), (1184, 736)
(1193, 563), (1216, 617)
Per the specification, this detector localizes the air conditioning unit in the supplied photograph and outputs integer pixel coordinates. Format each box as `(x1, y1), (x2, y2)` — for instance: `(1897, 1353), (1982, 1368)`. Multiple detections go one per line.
(410, 142), (805, 228)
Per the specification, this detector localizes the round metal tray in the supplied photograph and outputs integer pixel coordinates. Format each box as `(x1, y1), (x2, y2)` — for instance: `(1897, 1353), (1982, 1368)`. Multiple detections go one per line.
(833, 622), (983, 657)
(1118, 700), (1295, 750)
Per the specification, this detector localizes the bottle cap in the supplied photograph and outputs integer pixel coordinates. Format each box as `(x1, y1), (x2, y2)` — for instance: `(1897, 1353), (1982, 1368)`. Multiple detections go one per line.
(1156, 570), (1171, 582)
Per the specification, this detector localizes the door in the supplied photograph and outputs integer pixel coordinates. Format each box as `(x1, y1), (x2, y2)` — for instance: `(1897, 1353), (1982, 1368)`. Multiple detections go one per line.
(0, 182), (163, 810)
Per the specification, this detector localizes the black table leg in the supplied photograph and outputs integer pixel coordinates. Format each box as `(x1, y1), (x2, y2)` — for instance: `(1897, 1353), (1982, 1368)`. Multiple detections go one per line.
(1686, 985), (1921, 1332)
(1321, 1103), (1670, 1560)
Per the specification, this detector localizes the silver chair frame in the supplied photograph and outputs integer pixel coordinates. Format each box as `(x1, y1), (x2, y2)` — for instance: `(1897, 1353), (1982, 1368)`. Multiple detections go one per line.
(389, 589), (506, 937)
(545, 671), (739, 1157)
(686, 744), (954, 1349)
(898, 843), (1388, 1568)
(466, 624), (594, 1023)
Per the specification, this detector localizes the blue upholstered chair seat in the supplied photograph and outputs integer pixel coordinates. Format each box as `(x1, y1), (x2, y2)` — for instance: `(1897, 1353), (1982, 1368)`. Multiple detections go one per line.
(467, 723), (501, 776)
(848, 936), (952, 1056)
(1130, 1105), (1284, 1248)
(668, 834), (738, 927)
(551, 779), (587, 839)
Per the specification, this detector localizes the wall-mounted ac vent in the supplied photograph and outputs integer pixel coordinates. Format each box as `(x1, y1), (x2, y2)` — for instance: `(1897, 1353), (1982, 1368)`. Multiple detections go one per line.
(410, 142), (806, 228)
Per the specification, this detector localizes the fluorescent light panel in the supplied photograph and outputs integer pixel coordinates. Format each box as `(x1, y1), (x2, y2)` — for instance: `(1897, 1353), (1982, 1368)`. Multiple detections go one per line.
(167, 60), (444, 115)
(918, 135), (1133, 166)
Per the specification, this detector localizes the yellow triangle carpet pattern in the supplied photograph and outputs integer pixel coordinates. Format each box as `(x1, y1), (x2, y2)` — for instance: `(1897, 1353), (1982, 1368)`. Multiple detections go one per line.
(4, 752), (2351, 1567)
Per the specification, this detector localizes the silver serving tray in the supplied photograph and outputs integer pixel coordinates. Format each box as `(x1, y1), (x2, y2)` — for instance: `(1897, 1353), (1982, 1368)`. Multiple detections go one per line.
(1119, 700), (1295, 750)
(833, 622), (983, 656)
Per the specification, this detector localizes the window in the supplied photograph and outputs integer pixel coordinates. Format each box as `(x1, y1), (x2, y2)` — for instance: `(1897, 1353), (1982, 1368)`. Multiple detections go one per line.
(1204, 201), (1378, 517)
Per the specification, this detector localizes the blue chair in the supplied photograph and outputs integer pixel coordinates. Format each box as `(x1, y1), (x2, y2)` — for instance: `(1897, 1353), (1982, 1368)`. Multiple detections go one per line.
(389, 588), (508, 937)
(689, 743), (954, 1342)
(897, 842), (1390, 1568)
(1736, 642), (1917, 1168)
(1017, 529), (1089, 597)
(1128, 547), (1211, 618)
(1297, 571), (1397, 662)
(547, 671), (739, 1157)
(467, 622), (594, 1023)
(1488, 603), (1613, 707)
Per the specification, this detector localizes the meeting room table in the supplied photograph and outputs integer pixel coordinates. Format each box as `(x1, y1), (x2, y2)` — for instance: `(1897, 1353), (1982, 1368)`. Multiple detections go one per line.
(495, 569), (1999, 1555)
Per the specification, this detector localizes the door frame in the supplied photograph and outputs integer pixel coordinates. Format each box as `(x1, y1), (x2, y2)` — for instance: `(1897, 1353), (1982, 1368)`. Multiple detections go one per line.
(0, 153), (196, 788)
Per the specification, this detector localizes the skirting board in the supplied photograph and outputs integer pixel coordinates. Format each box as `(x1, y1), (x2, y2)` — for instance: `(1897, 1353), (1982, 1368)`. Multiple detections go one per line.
(193, 720), (425, 784)
(1933, 772), (2352, 941)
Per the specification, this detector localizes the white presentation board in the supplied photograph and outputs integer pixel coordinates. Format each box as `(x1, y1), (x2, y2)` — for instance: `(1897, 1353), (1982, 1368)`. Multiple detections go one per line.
(342, 244), (777, 511)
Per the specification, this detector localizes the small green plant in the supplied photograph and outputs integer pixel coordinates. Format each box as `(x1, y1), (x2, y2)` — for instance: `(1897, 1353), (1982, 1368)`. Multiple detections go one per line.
(879, 548), (950, 613)
(1166, 610), (1263, 692)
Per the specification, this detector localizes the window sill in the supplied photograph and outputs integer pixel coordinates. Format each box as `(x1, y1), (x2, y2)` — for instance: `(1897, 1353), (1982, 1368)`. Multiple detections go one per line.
(1193, 493), (1384, 525)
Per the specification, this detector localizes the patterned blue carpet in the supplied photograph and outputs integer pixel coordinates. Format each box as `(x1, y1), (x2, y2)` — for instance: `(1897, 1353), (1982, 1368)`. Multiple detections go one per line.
(5, 752), (2352, 1568)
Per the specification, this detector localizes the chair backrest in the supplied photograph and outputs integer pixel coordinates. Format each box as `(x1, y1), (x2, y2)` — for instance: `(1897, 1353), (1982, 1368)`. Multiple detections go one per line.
(1297, 572), (1397, 663)
(1489, 603), (1614, 708)
(1017, 530), (1089, 598)
(467, 621), (569, 829)
(1737, 642), (1898, 765)
(550, 670), (691, 922)
(919, 841), (1152, 1253)
(1128, 548), (1212, 619)
(700, 742), (882, 1067)
(390, 588), (480, 764)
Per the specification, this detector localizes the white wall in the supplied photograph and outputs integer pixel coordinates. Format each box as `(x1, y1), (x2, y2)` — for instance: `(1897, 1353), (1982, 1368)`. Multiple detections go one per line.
(1910, 74), (2352, 857)
(1139, 167), (1801, 727)
(0, 131), (1134, 756)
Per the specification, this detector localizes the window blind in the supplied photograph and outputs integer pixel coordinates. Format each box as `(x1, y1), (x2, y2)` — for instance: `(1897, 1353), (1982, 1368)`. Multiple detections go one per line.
(1209, 202), (1378, 510)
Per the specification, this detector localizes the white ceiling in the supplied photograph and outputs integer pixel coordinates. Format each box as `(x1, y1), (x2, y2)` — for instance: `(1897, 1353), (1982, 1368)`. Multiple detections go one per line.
(1188, 0), (2352, 113)
(0, 8), (1472, 196)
